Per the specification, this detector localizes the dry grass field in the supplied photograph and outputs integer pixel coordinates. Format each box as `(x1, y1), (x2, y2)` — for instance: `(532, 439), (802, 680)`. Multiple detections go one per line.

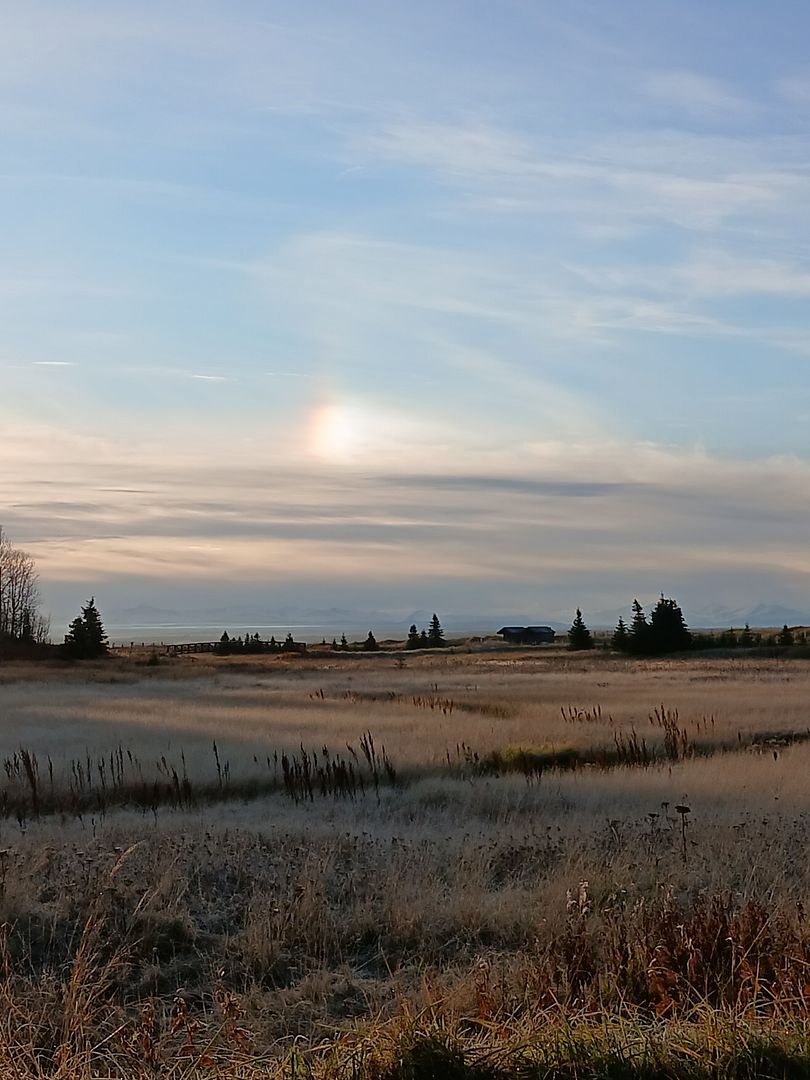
(3, 648), (810, 1077)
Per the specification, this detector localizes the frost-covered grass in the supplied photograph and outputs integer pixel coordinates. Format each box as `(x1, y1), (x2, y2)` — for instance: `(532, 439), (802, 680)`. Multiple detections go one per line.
(2, 650), (810, 1075)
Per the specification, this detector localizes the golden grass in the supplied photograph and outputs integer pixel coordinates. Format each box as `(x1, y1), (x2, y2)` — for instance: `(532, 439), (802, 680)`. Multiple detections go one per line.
(0, 650), (810, 1075)
(0, 651), (807, 774)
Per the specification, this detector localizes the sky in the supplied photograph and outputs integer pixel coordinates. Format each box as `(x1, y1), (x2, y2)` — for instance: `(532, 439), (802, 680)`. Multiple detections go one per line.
(4, 0), (810, 628)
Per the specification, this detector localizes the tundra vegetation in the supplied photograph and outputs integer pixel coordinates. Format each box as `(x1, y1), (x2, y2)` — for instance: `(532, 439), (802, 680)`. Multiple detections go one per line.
(2, 648), (810, 1077)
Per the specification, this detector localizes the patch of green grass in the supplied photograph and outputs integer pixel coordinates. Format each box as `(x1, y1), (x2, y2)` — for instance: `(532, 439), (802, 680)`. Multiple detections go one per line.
(297, 1017), (810, 1080)
(489, 744), (582, 774)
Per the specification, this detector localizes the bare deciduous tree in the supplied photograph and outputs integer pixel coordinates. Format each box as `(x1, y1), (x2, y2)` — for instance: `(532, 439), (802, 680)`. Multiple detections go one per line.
(0, 527), (49, 644)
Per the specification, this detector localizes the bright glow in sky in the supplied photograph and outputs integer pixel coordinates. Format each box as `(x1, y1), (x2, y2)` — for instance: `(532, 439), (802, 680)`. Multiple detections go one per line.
(4, 0), (810, 625)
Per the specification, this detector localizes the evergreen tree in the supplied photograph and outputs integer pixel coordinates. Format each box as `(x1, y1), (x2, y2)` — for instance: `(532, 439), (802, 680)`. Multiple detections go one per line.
(63, 597), (108, 659)
(612, 616), (629, 652)
(64, 615), (89, 657)
(427, 613), (446, 648)
(567, 608), (593, 651)
(739, 622), (754, 647)
(649, 595), (691, 654)
(363, 630), (379, 651)
(340, 633), (348, 651)
(406, 624), (420, 649)
(627, 599), (651, 655)
(419, 629), (428, 647)
(83, 598), (107, 654)
(778, 624), (795, 647)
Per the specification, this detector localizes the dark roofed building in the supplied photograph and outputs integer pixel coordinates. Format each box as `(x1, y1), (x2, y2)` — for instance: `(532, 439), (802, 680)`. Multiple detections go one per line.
(497, 625), (556, 645)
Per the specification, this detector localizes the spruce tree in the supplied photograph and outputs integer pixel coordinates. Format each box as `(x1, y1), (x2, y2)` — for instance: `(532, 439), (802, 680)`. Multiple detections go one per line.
(64, 615), (88, 658)
(363, 630), (379, 651)
(419, 629), (428, 647)
(63, 597), (108, 658)
(778, 624), (794, 647)
(649, 596), (691, 653)
(627, 599), (651, 655)
(739, 622), (754, 647)
(83, 598), (107, 655)
(567, 608), (593, 651)
(427, 613), (446, 648)
(406, 624), (420, 649)
(612, 616), (629, 652)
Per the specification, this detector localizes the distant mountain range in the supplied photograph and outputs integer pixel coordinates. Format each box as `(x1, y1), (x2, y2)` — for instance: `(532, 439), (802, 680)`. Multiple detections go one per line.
(99, 600), (507, 630)
(686, 603), (810, 630)
(590, 602), (810, 631)
(86, 601), (810, 635)
(98, 604), (557, 634)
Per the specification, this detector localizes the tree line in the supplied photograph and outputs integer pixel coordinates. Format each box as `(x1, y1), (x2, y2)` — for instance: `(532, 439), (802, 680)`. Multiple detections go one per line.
(185, 617), (447, 655)
(215, 631), (305, 655)
(567, 596), (695, 654)
(568, 596), (809, 655)
(612, 596), (692, 655)
(215, 630), (386, 654)
(3, 524), (808, 663)
(406, 614), (446, 649)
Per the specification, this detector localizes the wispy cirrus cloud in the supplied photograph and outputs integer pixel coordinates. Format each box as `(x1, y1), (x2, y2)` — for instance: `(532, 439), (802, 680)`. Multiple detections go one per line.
(3, 0), (810, 620)
(252, 227), (810, 368)
(569, 248), (810, 302)
(777, 74), (810, 106)
(643, 69), (752, 116)
(361, 118), (804, 232)
(671, 250), (810, 297)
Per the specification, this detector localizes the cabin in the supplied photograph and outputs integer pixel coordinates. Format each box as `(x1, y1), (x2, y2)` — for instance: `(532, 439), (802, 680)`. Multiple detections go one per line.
(497, 625), (556, 645)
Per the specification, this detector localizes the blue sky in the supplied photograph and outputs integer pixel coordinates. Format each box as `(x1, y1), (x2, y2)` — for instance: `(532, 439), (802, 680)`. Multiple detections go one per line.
(4, 0), (810, 625)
